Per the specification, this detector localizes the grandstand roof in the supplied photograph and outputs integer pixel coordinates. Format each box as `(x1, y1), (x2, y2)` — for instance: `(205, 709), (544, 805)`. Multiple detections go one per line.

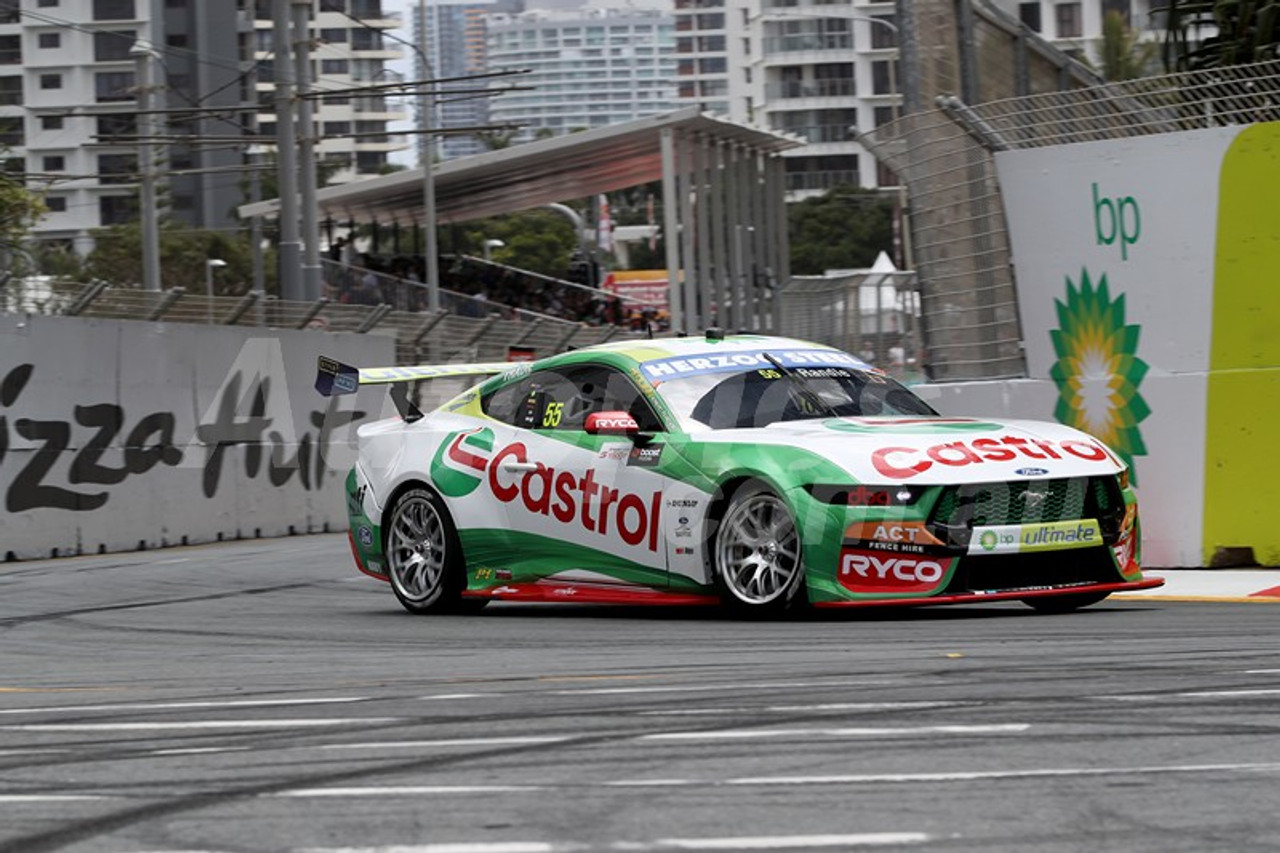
(238, 107), (802, 225)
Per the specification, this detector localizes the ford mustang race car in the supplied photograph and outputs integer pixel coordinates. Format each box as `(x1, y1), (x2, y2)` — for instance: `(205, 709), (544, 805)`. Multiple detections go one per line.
(318, 332), (1162, 615)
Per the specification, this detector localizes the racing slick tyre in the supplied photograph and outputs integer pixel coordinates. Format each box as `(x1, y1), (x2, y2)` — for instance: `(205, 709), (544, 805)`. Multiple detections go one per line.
(712, 479), (807, 616)
(1021, 591), (1110, 613)
(384, 486), (484, 615)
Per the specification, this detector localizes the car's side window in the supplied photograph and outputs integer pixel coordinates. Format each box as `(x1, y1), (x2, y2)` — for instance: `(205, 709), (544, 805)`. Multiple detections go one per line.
(481, 366), (663, 432)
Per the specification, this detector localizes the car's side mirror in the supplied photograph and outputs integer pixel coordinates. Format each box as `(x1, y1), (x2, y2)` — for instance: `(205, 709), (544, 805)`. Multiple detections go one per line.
(584, 411), (639, 436)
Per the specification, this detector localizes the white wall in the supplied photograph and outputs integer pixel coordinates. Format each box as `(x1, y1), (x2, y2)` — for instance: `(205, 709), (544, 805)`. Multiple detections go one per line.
(0, 315), (394, 560)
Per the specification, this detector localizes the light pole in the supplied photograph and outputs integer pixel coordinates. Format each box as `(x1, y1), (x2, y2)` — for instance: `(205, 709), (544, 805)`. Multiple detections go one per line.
(205, 258), (227, 325)
(482, 239), (505, 262)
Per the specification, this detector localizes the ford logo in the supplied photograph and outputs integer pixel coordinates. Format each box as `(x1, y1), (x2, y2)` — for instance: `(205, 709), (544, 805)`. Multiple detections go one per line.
(357, 526), (374, 547)
(1016, 467), (1050, 477)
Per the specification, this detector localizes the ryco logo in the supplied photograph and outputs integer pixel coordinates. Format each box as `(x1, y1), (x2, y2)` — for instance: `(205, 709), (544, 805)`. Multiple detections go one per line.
(838, 549), (951, 593)
(871, 436), (1117, 480)
(430, 427), (495, 497)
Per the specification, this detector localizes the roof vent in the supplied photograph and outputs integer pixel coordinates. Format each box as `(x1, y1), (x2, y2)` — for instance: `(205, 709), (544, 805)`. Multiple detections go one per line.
(705, 327), (725, 342)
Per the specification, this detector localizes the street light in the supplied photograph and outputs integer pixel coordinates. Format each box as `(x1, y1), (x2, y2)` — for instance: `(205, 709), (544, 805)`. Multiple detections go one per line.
(205, 259), (227, 325)
(482, 239), (505, 262)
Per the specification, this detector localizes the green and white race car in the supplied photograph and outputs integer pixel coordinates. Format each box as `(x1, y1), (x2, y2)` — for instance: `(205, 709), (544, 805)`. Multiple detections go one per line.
(319, 332), (1161, 615)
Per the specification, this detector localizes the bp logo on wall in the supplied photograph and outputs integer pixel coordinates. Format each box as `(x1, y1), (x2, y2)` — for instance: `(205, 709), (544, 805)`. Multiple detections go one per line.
(429, 427), (495, 497)
(1049, 269), (1150, 479)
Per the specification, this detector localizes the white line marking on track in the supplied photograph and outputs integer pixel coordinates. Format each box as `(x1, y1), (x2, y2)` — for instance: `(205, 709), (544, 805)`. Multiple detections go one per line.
(1097, 688), (1280, 701)
(275, 786), (544, 798)
(0, 697), (370, 715)
(321, 737), (570, 750)
(0, 718), (398, 732)
(642, 724), (1029, 741)
(290, 835), (931, 853)
(1244, 669), (1280, 674)
(649, 833), (930, 849)
(640, 701), (964, 716)
(724, 761), (1280, 785)
(552, 679), (890, 696)
(417, 694), (490, 701)
(296, 840), (552, 845)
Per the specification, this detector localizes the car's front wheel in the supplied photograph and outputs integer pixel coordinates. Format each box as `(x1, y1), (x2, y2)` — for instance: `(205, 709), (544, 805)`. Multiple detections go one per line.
(385, 486), (478, 615)
(713, 480), (806, 614)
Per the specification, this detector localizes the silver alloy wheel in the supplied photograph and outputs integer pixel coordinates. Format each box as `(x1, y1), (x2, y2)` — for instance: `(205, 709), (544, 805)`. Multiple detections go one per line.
(715, 490), (802, 605)
(387, 493), (448, 605)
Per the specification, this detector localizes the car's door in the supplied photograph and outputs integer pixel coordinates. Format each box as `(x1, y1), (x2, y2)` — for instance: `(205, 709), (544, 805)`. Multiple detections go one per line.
(481, 363), (672, 589)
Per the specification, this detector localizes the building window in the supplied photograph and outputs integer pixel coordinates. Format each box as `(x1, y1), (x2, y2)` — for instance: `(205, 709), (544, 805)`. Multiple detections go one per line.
(320, 59), (349, 74)
(0, 76), (20, 106)
(1056, 3), (1082, 37)
(0, 117), (22, 146)
(869, 16), (897, 48)
(94, 31), (137, 62)
(38, 0), (59, 6)
(0, 35), (20, 64)
(874, 105), (895, 127)
(167, 34), (188, 48)
(98, 153), (136, 184)
(1101, 0), (1131, 22)
(97, 113), (136, 137)
(93, 0), (136, 20)
(40, 73), (62, 90)
(320, 28), (348, 43)
(871, 60), (898, 96)
(41, 114), (64, 130)
(94, 71), (135, 102)
(46, 196), (67, 212)
(0, 3), (18, 24)
(99, 195), (137, 225)
(1019, 2), (1042, 31)
(42, 155), (65, 171)
(39, 32), (61, 49)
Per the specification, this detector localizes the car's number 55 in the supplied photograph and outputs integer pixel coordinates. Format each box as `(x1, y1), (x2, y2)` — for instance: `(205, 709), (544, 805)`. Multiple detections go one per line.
(542, 401), (564, 428)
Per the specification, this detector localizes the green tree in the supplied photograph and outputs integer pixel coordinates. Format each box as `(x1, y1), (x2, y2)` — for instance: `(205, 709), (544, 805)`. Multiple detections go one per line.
(84, 221), (265, 294)
(787, 185), (894, 275)
(1090, 10), (1157, 80)
(448, 208), (579, 278)
(1163, 0), (1280, 71)
(0, 161), (46, 284)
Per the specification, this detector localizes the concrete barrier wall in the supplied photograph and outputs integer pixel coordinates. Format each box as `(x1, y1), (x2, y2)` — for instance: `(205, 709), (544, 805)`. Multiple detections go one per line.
(0, 314), (394, 560)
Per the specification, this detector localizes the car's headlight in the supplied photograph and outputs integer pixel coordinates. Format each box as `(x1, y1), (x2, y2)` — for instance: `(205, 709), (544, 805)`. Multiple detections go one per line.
(803, 484), (926, 507)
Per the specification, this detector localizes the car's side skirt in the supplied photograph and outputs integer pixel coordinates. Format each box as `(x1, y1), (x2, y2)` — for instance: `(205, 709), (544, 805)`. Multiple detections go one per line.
(812, 577), (1165, 608)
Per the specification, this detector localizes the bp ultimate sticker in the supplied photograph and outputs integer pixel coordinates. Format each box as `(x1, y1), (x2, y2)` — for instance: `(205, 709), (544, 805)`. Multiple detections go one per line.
(969, 520), (1102, 555)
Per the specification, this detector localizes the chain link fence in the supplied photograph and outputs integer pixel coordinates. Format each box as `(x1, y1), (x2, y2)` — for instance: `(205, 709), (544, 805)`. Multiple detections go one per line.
(859, 0), (1280, 381)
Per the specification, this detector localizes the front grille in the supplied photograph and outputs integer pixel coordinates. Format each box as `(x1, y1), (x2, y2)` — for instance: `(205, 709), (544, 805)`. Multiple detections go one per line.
(944, 547), (1119, 594)
(927, 476), (1125, 549)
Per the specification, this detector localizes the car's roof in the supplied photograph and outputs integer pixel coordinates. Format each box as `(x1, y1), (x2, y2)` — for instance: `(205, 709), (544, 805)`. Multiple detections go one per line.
(541, 334), (847, 368)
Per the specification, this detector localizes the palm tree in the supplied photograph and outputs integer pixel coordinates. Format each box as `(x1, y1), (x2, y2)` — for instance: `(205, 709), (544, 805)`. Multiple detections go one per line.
(1162, 0), (1280, 71)
(1093, 10), (1157, 80)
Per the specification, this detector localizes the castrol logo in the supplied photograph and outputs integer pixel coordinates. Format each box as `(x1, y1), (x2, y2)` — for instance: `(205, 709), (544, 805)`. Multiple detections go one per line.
(488, 443), (662, 553)
(870, 435), (1119, 480)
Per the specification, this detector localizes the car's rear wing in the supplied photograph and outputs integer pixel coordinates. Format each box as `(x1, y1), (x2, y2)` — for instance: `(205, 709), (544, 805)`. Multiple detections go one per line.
(315, 356), (510, 421)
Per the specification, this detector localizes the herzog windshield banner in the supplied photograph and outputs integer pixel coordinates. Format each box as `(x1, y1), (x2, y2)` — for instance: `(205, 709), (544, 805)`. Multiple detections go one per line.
(994, 122), (1280, 567)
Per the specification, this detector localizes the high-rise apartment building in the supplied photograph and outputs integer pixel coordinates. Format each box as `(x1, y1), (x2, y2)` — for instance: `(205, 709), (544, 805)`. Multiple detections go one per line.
(412, 0), (495, 162)
(485, 3), (677, 144)
(672, 0), (900, 198)
(0, 0), (404, 256)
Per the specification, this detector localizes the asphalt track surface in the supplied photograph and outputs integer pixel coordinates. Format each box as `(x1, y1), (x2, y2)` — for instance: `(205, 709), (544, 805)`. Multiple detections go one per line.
(1, 535), (1278, 853)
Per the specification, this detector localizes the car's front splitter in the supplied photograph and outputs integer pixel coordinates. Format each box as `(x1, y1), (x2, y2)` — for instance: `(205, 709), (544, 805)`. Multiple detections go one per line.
(811, 577), (1165, 608)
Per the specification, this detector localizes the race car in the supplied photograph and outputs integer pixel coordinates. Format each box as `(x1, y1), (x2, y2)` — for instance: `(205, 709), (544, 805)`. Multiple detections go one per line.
(317, 332), (1162, 615)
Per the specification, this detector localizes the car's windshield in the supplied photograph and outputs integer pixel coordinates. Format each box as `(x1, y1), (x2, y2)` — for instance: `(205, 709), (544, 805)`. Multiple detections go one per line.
(653, 359), (936, 431)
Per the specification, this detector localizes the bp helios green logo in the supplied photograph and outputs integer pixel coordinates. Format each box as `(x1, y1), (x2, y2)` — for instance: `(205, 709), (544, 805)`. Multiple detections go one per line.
(430, 427), (495, 497)
(1049, 269), (1149, 478)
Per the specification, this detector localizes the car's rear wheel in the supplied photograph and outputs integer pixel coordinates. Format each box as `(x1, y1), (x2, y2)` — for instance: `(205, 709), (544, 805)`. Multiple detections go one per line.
(1022, 591), (1110, 613)
(713, 480), (806, 614)
(385, 486), (480, 614)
